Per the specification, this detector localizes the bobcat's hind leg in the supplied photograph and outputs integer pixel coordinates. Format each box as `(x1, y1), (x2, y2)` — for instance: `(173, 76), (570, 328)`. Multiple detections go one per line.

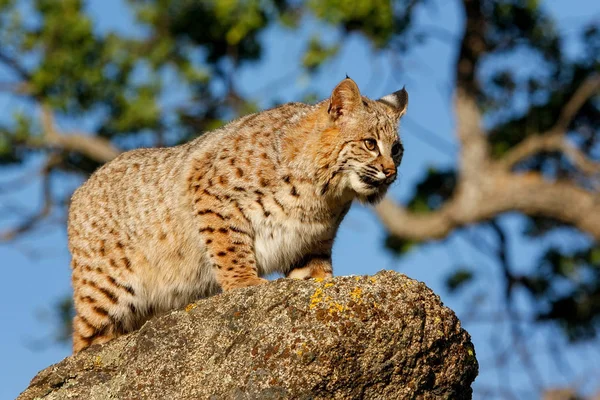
(70, 254), (138, 353)
(287, 253), (333, 280)
(72, 315), (118, 353)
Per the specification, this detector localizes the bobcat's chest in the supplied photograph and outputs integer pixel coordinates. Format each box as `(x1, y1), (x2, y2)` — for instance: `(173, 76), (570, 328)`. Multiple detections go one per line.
(253, 218), (330, 276)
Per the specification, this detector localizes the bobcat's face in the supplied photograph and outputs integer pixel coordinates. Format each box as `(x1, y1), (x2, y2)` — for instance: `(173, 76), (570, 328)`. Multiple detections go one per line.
(340, 100), (404, 204)
(324, 78), (408, 205)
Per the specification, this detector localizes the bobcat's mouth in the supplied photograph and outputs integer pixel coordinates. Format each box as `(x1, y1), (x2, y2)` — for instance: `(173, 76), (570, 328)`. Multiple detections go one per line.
(353, 171), (396, 205)
(359, 174), (381, 187)
(348, 171), (391, 204)
(358, 173), (395, 188)
(355, 179), (390, 205)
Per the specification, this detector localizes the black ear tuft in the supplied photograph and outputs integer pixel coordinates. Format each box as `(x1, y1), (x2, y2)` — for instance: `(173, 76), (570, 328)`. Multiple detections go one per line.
(378, 87), (408, 118)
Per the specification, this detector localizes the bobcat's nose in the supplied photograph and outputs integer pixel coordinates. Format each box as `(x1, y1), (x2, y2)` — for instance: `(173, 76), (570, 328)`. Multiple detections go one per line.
(382, 166), (396, 178)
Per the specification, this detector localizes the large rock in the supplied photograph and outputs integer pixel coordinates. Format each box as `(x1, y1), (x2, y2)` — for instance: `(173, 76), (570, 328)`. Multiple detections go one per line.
(19, 271), (478, 399)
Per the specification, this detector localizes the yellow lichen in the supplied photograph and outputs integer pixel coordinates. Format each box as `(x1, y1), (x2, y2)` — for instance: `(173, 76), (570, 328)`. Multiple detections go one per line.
(314, 277), (324, 283)
(369, 277), (377, 283)
(328, 303), (345, 314)
(350, 287), (362, 302)
(93, 355), (102, 367)
(354, 276), (361, 282)
(324, 282), (334, 288)
(468, 348), (474, 356)
(296, 343), (308, 356)
(309, 288), (324, 309)
(185, 303), (197, 312)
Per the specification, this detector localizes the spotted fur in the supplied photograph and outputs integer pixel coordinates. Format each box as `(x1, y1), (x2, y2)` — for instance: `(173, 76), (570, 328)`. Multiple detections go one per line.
(68, 78), (408, 352)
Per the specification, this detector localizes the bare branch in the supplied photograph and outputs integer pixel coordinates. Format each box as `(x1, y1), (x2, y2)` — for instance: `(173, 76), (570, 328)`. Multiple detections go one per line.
(499, 134), (561, 170)
(542, 388), (578, 400)
(489, 220), (514, 306)
(500, 74), (600, 172)
(40, 106), (121, 163)
(560, 142), (600, 176)
(0, 156), (57, 241)
(0, 81), (31, 95)
(555, 74), (600, 133)
(0, 49), (31, 80)
(499, 134), (600, 175)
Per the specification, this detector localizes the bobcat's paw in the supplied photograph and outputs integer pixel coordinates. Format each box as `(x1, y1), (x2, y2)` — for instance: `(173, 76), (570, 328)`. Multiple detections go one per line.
(222, 277), (268, 291)
(288, 266), (333, 280)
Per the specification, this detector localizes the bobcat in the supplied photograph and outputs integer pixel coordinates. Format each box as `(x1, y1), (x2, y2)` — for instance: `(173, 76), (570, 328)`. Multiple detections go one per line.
(68, 77), (408, 352)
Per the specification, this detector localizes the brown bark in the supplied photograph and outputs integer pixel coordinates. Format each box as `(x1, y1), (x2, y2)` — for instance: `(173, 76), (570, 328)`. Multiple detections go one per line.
(40, 106), (121, 163)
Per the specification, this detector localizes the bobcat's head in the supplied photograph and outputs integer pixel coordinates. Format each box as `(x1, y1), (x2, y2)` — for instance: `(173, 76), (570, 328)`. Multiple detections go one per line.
(322, 77), (408, 204)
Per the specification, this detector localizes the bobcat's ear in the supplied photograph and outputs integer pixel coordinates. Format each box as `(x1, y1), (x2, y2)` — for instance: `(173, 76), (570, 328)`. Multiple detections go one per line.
(328, 77), (362, 120)
(378, 87), (408, 119)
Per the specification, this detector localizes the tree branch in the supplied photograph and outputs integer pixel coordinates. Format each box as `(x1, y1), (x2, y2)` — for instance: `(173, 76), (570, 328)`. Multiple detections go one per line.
(0, 156), (57, 241)
(0, 51), (121, 164)
(0, 81), (31, 95)
(499, 74), (600, 172)
(489, 220), (514, 307)
(375, 171), (600, 242)
(40, 106), (121, 163)
(499, 133), (600, 175)
(554, 74), (600, 133)
(0, 49), (31, 81)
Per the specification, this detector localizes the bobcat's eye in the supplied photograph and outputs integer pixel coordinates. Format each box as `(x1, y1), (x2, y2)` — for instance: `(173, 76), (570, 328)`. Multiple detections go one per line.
(364, 139), (377, 151)
(391, 141), (403, 157)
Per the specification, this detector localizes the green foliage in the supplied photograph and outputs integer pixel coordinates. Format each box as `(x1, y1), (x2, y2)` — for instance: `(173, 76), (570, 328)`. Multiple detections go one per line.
(302, 37), (339, 71)
(384, 234), (417, 256)
(308, 0), (395, 47)
(523, 216), (571, 238)
(533, 246), (600, 341)
(29, 0), (110, 110)
(406, 168), (457, 213)
(52, 296), (74, 345)
(0, 128), (20, 164)
(488, 66), (599, 161)
(486, 0), (560, 58)
(99, 83), (161, 137)
(446, 269), (474, 293)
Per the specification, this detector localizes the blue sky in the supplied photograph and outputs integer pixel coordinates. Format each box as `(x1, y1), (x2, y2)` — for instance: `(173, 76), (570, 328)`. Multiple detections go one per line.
(1, 0), (599, 398)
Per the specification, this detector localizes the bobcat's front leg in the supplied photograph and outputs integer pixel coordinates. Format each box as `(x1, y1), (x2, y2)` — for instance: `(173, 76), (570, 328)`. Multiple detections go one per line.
(287, 240), (333, 280)
(195, 199), (266, 290)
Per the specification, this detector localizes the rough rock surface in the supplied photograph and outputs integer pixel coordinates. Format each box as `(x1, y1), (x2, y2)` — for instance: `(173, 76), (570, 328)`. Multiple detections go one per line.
(19, 270), (478, 400)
